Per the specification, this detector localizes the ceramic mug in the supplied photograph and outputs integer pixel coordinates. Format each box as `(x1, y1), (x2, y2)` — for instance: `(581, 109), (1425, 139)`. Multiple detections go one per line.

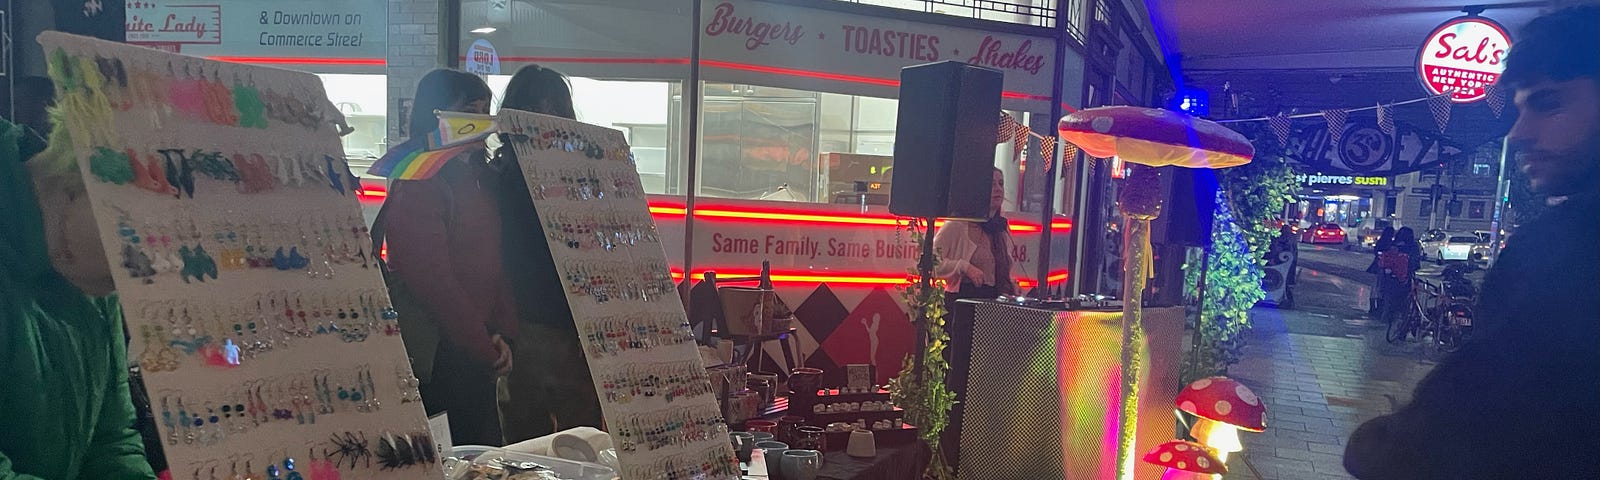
(746, 419), (778, 434)
(777, 415), (807, 444)
(788, 367), (824, 397)
(751, 431), (775, 443)
(781, 449), (822, 480)
(793, 425), (826, 451)
(752, 371), (782, 398)
(756, 441), (789, 478)
(730, 432), (756, 463)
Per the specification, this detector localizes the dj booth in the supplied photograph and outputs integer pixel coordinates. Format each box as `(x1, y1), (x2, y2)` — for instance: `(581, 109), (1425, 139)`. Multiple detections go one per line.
(944, 300), (1187, 480)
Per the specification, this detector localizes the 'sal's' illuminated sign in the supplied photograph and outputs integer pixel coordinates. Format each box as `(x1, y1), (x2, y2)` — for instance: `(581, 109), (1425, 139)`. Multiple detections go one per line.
(1418, 16), (1512, 103)
(1298, 174), (1388, 187)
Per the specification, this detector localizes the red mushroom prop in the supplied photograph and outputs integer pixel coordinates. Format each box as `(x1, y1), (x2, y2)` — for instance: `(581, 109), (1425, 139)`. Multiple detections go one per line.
(1057, 106), (1254, 480)
(1178, 376), (1267, 464)
(1143, 440), (1228, 480)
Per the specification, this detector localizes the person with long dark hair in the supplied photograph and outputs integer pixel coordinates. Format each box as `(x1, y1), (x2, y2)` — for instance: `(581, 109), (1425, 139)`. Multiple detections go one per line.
(489, 65), (606, 442)
(377, 69), (516, 446)
(933, 168), (1016, 300)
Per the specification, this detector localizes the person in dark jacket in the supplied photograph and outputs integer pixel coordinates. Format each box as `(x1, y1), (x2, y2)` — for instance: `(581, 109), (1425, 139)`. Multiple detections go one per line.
(1345, 6), (1600, 479)
(380, 69), (517, 446)
(1374, 227), (1420, 328)
(490, 65), (606, 442)
(1366, 226), (1395, 315)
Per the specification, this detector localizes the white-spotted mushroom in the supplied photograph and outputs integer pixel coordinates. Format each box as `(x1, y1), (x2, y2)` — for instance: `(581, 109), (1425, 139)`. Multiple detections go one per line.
(1177, 376), (1268, 432)
(1142, 440), (1228, 479)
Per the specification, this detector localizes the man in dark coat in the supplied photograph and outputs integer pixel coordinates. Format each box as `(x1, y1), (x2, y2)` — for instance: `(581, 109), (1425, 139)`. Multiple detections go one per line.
(1344, 6), (1600, 479)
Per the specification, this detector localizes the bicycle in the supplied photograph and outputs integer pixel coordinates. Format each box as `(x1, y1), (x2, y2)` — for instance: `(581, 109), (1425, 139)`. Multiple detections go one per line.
(1385, 277), (1472, 353)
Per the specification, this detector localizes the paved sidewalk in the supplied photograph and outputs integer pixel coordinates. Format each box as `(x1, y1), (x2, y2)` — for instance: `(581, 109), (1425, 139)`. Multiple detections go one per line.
(1220, 274), (1437, 479)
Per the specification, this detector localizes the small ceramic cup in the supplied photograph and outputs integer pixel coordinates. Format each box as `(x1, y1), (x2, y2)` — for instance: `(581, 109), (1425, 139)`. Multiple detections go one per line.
(756, 441), (790, 479)
(730, 432), (756, 463)
(781, 449), (822, 480)
(751, 431), (775, 443)
(847, 430), (877, 458)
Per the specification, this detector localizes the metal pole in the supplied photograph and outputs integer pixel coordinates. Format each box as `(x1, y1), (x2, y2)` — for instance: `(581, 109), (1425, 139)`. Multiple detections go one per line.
(1488, 137), (1511, 265)
(680, 0), (704, 308)
(1187, 250), (1211, 381)
(1034, 0), (1072, 297)
(913, 217), (938, 380)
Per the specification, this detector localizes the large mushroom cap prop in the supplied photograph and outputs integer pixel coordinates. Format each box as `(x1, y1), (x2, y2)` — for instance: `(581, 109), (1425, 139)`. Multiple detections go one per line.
(1057, 106), (1253, 168)
(1143, 440), (1228, 480)
(1178, 376), (1267, 463)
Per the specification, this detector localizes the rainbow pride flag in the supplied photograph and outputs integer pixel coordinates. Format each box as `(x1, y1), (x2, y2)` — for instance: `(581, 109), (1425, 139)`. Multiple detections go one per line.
(365, 140), (480, 180)
(428, 111), (496, 148)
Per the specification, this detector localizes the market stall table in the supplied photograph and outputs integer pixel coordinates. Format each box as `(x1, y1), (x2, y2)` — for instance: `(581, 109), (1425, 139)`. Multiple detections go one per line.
(747, 442), (929, 480)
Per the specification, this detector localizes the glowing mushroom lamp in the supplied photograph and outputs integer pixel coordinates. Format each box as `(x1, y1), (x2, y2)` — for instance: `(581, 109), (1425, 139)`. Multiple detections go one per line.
(1058, 106), (1254, 479)
(1143, 440), (1228, 480)
(1177, 376), (1268, 465)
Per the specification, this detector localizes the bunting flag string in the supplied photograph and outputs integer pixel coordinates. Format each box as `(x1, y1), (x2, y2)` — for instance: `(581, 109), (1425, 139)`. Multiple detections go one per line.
(1376, 103), (1396, 137)
(1268, 112), (1293, 145)
(1427, 92), (1454, 133)
(1322, 109), (1349, 145)
(1040, 136), (1058, 173)
(1013, 121), (1031, 165)
(1485, 83), (1508, 118)
(1060, 142), (1080, 180)
(998, 112), (1018, 143)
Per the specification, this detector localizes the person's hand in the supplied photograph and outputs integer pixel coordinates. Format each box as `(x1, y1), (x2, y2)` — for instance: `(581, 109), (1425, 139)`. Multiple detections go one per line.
(491, 334), (513, 377)
(966, 265), (986, 283)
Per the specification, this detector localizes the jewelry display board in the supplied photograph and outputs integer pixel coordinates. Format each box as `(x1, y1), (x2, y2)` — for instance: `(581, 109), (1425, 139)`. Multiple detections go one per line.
(498, 108), (739, 480)
(37, 32), (440, 479)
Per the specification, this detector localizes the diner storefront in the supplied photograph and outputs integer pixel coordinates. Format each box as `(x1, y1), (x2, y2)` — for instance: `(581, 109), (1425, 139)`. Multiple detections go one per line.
(445, 0), (1095, 380)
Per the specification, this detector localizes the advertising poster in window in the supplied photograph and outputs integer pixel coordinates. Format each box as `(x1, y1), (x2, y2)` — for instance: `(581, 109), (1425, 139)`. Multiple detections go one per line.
(126, 0), (386, 73)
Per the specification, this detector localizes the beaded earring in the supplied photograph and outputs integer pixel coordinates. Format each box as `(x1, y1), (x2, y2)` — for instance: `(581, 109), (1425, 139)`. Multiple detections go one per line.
(233, 74), (268, 129)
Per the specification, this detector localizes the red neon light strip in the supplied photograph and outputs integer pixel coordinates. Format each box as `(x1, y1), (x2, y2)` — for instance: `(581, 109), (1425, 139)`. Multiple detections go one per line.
(479, 56), (693, 65)
(701, 59), (1052, 104)
(208, 56), (387, 66)
(671, 268), (1070, 287)
(649, 201), (1049, 233)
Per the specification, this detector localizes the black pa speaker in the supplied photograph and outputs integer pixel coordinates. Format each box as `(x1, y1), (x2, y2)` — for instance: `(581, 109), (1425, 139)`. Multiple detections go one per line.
(890, 61), (1004, 220)
(1153, 167), (1218, 246)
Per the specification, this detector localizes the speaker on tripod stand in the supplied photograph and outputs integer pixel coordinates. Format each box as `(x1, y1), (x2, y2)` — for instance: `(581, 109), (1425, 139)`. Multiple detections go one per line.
(889, 61), (1004, 220)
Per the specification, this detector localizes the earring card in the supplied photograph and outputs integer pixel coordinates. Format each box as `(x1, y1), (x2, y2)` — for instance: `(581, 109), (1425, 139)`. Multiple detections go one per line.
(37, 32), (439, 479)
(498, 108), (740, 479)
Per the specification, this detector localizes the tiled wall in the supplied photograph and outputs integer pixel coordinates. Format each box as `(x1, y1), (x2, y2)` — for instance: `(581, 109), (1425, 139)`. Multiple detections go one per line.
(386, 0), (447, 143)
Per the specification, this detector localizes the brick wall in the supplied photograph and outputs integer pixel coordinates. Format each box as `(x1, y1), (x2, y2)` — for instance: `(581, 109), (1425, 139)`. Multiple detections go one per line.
(386, 0), (449, 144)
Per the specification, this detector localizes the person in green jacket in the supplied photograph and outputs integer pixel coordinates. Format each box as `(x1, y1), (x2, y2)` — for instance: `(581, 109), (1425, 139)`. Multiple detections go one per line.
(0, 115), (157, 479)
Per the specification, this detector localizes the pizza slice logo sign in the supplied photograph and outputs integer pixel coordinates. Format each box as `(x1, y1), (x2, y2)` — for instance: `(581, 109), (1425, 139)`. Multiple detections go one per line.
(1418, 16), (1512, 104)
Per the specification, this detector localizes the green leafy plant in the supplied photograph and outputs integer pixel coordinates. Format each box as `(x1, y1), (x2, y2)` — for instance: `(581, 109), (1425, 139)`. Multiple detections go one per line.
(1219, 128), (1301, 262)
(1183, 192), (1265, 381)
(1182, 127), (1297, 381)
(887, 218), (957, 480)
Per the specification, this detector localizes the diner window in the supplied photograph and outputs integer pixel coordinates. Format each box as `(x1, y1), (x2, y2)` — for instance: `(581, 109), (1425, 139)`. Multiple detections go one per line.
(1469, 201), (1486, 219)
(698, 82), (1032, 207)
(319, 74), (389, 170)
(1419, 199), (1434, 217)
(844, 0), (1058, 28)
(486, 76), (685, 195)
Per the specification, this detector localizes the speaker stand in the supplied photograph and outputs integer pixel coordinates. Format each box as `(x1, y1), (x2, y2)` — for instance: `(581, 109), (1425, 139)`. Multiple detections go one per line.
(913, 215), (937, 377)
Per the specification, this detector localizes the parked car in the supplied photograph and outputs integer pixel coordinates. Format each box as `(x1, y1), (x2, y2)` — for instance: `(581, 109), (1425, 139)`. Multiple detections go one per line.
(1421, 233), (1481, 264)
(1300, 223), (1346, 245)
